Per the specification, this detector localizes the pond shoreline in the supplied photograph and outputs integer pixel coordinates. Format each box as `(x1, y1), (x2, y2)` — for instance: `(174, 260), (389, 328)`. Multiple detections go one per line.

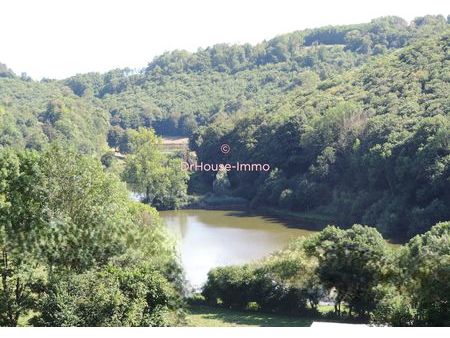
(177, 194), (404, 243)
(181, 194), (332, 231)
(160, 208), (319, 288)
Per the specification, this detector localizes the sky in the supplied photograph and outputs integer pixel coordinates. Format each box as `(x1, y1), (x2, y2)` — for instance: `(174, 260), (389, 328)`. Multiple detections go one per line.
(1, 0), (448, 80)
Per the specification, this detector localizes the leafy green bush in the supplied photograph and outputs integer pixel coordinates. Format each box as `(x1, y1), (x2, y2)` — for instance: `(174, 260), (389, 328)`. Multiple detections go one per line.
(202, 240), (320, 315)
(33, 263), (184, 327)
(371, 285), (416, 326)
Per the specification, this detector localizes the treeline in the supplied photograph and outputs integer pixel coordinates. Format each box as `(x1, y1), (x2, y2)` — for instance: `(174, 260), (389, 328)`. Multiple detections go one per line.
(201, 222), (449, 326)
(73, 15), (448, 137)
(146, 15), (447, 74)
(191, 30), (450, 240)
(2, 16), (447, 151)
(0, 146), (186, 326)
(0, 16), (447, 152)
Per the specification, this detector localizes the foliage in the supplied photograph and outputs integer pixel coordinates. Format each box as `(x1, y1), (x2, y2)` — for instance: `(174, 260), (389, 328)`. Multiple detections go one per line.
(202, 222), (449, 326)
(371, 285), (416, 326)
(371, 222), (449, 326)
(193, 28), (450, 239)
(212, 168), (231, 195)
(398, 221), (449, 326)
(121, 128), (189, 209)
(304, 225), (392, 318)
(2, 16), (445, 152)
(0, 15), (449, 327)
(0, 80), (108, 153)
(0, 146), (184, 326)
(202, 239), (320, 315)
(33, 262), (184, 327)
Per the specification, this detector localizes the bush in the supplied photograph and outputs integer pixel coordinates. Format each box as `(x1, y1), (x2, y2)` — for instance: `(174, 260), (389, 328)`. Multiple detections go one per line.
(202, 240), (319, 315)
(186, 293), (206, 306)
(33, 262), (185, 327)
(371, 286), (416, 326)
(202, 265), (254, 308)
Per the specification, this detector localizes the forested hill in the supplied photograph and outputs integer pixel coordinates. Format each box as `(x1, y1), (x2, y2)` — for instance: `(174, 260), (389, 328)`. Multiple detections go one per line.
(0, 15), (449, 238)
(0, 75), (109, 152)
(1, 15), (448, 153)
(192, 29), (450, 240)
(67, 15), (448, 137)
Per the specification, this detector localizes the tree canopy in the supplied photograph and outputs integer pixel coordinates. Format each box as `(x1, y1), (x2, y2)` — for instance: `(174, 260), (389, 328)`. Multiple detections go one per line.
(192, 28), (450, 239)
(0, 146), (184, 326)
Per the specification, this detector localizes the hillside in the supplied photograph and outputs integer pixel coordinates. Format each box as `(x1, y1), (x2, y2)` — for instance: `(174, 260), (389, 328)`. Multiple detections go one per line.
(67, 15), (448, 137)
(1, 15), (448, 154)
(192, 29), (450, 239)
(0, 76), (108, 152)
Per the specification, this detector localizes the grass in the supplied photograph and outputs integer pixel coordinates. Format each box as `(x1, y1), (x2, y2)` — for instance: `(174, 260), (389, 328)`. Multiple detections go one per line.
(185, 305), (314, 327)
(317, 304), (335, 314)
(160, 136), (189, 154)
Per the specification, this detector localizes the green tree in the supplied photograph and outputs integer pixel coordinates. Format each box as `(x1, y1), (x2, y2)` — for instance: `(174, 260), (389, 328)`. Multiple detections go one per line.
(122, 128), (188, 209)
(0, 149), (47, 326)
(400, 221), (450, 326)
(0, 145), (184, 325)
(372, 222), (450, 326)
(107, 126), (125, 151)
(305, 224), (392, 318)
(212, 167), (231, 195)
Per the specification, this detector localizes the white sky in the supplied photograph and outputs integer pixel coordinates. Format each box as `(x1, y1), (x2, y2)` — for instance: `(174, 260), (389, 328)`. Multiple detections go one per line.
(1, 0), (448, 80)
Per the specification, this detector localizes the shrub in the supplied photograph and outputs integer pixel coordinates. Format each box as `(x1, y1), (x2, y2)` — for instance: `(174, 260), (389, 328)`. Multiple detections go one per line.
(33, 263), (185, 327)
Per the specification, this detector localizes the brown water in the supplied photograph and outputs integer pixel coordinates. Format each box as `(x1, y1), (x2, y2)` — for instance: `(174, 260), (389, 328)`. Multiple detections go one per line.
(159, 209), (318, 289)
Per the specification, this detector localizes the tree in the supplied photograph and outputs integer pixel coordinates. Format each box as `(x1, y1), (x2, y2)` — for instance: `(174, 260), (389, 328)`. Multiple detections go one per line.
(400, 222), (450, 326)
(372, 222), (450, 326)
(122, 128), (188, 209)
(0, 149), (46, 326)
(0, 145), (184, 325)
(371, 285), (416, 326)
(203, 265), (255, 309)
(107, 126), (125, 151)
(212, 167), (231, 195)
(305, 224), (392, 318)
(0, 63), (16, 78)
(37, 146), (131, 271)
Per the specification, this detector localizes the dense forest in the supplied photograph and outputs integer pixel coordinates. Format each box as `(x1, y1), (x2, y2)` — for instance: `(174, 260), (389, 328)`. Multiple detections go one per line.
(0, 14), (449, 326)
(192, 26), (450, 240)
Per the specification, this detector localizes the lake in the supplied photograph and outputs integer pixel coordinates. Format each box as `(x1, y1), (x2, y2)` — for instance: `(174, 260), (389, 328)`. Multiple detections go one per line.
(160, 209), (318, 290)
